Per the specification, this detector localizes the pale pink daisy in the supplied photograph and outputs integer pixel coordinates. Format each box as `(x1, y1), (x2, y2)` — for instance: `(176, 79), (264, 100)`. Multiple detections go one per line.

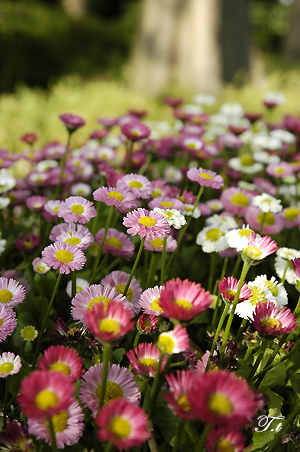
(80, 363), (140, 418)
(139, 286), (163, 316)
(56, 228), (94, 251)
(206, 199), (224, 212)
(241, 232), (278, 265)
(71, 284), (128, 326)
(32, 257), (51, 274)
(163, 370), (197, 421)
(253, 177), (277, 197)
(148, 196), (185, 212)
(116, 174), (153, 199)
(44, 200), (63, 217)
(251, 301), (297, 336)
(93, 186), (136, 213)
(96, 399), (150, 449)
(26, 195), (46, 211)
(179, 135), (205, 153)
(0, 305), (17, 342)
(280, 207), (300, 229)
(42, 242), (86, 274)
(37, 345), (84, 382)
(150, 179), (173, 198)
(144, 236), (177, 253)
(218, 277), (251, 304)
(49, 223), (89, 242)
(126, 343), (166, 378)
(220, 187), (255, 216)
(123, 208), (170, 241)
(95, 228), (135, 260)
(157, 324), (189, 355)
(266, 161), (294, 178)
(195, 350), (218, 373)
(187, 167), (224, 189)
(245, 206), (284, 235)
(28, 398), (84, 449)
(206, 428), (247, 452)
(58, 196), (97, 224)
(0, 352), (21, 378)
(66, 278), (89, 297)
(0, 277), (26, 308)
(121, 119), (151, 141)
(101, 271), (142, 314)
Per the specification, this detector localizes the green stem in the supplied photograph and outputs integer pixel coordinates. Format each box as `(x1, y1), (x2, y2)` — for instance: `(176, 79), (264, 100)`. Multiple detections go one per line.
(91, 201), (101, 236)
(147, 252), (158, 288)
(160, 236), (167, 285)
(248, 338), (268, 381)
(259, 212), (266, 235)
(280, 260), (290, 285)
(243, 345), (253, 363)
(234, 318), (248, 343)
(220, 262), (251, 366)
(104, 441), (114, 452)
(140, 376), (149, 408)
(232, 253), (242, 278)
(71, 270), (76, 299)
(123, 237), (145, 298)
(294, 293), (300, 318)
(266, 401), (300, 452)
(98, 342), (112, 409)
(89, 206), (114, 284)
(133, 330), (141, 348)
(206, 303), (229, 372)
(210, 258), (228, 330)
(49, 418), (58, 452)
(208, 252), (217, 293)
(32, 273), (62, 370)
(147, 353), (164, 418)
(54, 131), (71, 200)
(125, 140), (134, 174)
(173, 420), (185, 452)
(3, 377), (9, 430)
(195, 423), (212, 452)
(138, 153), (153, 175)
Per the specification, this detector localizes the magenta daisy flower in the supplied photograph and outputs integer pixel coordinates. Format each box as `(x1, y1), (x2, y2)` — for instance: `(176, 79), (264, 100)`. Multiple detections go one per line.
(148, 196), (185, 212)
(220, 187), (255, 216)
(56, 228), (94, 251)
(44, 200), (63, 217)
(28, 397), (84, 449)
(85, 301), (135, 343)
(80, 363), (140, 418)
(58, 196), (97, 224)
(96, 399), (150, 450)
(15, 234), (40, 252)
(126, 343), (166, 378)
(163, 370), (196, 421)
(26, 195), (46, 211)
(0, 305), (17, 342)
(95, 228), (135, 260)
(188, 370), (257, 427)
(0, 352), (21, 378)
(42, 242), (86, 274)
(218, 277), (252, 304)
(137, 313), (159, 333)
(206, 428), (247, 452)
(116, 174), (153, 199)
(187, 167), (224, 189)
(59, 113), (85, 131)
(0, 277), (26, 308)
(37, 345), (84, 382)
(179, 135), (205, 153)
(292, 257), (300, 280)
(139, 286), (164, 316)
(121, 119), (151, 141)
(241, 232), (278, 265)
(93, 186), (136, 212)
(150, 179), (173, 198)
(251, 301), (297, 336)
(159, 278), (213, 321)
(245, 206), (283, 235)
(20, 132), (37, 145)
(101, 271), (142, 314)
(123, 208), (170, 241)
(18, 370), (75, 420)
(144, 236), (177, 253)
(71, 284), (128, 326)
(157, 324), (189, 355)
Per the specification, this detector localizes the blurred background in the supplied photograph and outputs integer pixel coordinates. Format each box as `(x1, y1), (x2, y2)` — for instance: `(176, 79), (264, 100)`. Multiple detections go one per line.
(1, 0), (300, 149)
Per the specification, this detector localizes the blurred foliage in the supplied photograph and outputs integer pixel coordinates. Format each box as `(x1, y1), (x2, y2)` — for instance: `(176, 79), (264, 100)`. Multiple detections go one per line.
(0, 0), (139, 92)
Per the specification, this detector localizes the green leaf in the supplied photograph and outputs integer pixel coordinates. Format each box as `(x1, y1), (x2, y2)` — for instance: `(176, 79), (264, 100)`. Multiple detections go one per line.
(264, 389), (283, 417)
(250, 415), (285, 451)
(291, 374), (300, 395)
(153, 396), (177, 444)
(112, 348), (126, 364)
(259, 362), (286, 391)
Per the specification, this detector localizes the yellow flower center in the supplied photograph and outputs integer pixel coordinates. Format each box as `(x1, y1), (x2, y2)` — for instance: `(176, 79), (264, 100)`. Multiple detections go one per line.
(55, 250), (74, 263)
(71, 204), (84, 215)
(275, 167), (285, 174)
(129, 181), (143, 189)
(230, 193), (249, 207)
(139, 216), (157, 227)
(174, 298), (193, 310)
(0, 319), (3, 327)
(261, 318), (281, 330)
(35, 390), (59, 410)
(108, 191), (124, 202)
(51, 411), (69, 433)
(115, 285), (133, 302)
(88, 296), (111, 311)
(265, 281), (279, 297)
(50, 362), (71, 376)
(140, 357), (157, 368)
(65, 237), (81, 246)
(226, 289), (236, 298)
(161, 201), (173, 207)
(24, 241), (33, 248)
(21, 326), (37, 341)
(250, 286), (267, 306)
(105, 237), (122, 249)
(109, 416), (131, 439)
(152, 189), (162, 198)
(243, 246), (262, 260)
(199, 172), (213, 180)
(150, 297), (163, 312)
(257, 212), (275, 226)
(150, 238), (164, 249)
(284, 208), (299, 221)
(0, 289), (13, 304)
(216, 439), (235, 452)
(238, 229), (253, 237)
(240, 154), (254, 166)
(209, 393), (233, 416)
(99, 318), (120, 335)
(157, 335), (175, 354)
(96, 381), (123, 405)
(205, 228), (224, 242)
(177, 393), (190, 412)
(36, 265), (47, 273)
(0, 362), (14, 373)
(53, 206), (60, 213)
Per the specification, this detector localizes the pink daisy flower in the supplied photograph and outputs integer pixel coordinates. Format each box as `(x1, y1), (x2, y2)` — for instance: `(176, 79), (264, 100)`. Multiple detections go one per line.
(137, 313), (159, 333)
(116, 174), (153, 199)
(95, 228), (135, 260)
(121, 119), (151, 141)
(251, 301), (297, 336)
(123, 208), (170, 241)
(266, 161), (294, 178)
(148, 196), (185, 212)
(144, 236), (177, 253)
(150, 179), (173, 198)
(187, 167), (224, 189)
(32, 257), (51, 274)
(49, 223), (89, 242)
(195, 350), (218, 374)
(28, 398), (84, 449)
(44, 200), (63, 217)
(241, 232), (278, 265)
(42, 242), (86, 274)
(157, 324), (189, 355)
(139, 286), (164, 316)
(15, 234), (40, 252)
(218, 277), (252, 304)
(253, 177), (277, 197)
(37, 345), (84, 382)
(0, 352), (21, 378)
(18, 370), (75, 420)
(206, 199), (224, 212)
(80, 363), (140, 418)
(0, 277), (26, 308)
(220, 187), (255, 216)
(101, 271), (142, 314)
(56, 228), (94, 251)
(163, 370), (197, 421)
(0, 305), (17, 342)
(126, 343), (166, 378)
(59, 113), (85, 131)
(26, 195), (46, 211)
(93, 186), (136, 212)
(20, 132), (37, 145)
(96, 399), (150, 450)
(71, 284), (128, 326)
(58, 196), (97, 224)
(188, 370), (257, 427)
(206, 428), (247, 452)
(292, 257), (300, 280)
(179, 135), (205, 153)
(85, 301), (135, 343)
(245, 206), (283, 235)
(280, 207), (300, 229)
(159, 278), (213, 321)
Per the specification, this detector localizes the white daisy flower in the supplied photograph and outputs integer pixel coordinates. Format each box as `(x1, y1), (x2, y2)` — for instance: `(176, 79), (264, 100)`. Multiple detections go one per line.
(196, 226), (229, 253)
(193, 93), (216, 106)
(0, 197), (10, 209)
(270, 129), (296, 144)
(237, 181), (256, 191)
(183, 204), (201, 218)
(153, 208), (186, 229)
(275, 247), (300, 285)
(252, 135), (282, 151)
(252, 193), (283, 214)
(206, 214), (239, 230)
(252, 275), (288, 308)
(235, 280), (273, 320)
(225, 226), (255, 252)
(36, 159), (58, 172)
(70, 182), (92, 197)
(263, 90), (286, 105)
(0, 170), (16, 194)
(253, 151), (280, 165)
(228, 156), (263, 174)
(219, 101), (244, 118)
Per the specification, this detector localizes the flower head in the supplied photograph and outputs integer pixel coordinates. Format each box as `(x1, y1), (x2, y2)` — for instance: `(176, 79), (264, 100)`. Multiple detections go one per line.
(241, 232), (278, 265)
(0, 352), (21, 378)
(0, 305), (17, 342)
(42, 242), (86, 274)
(251, 302), (297, 336)
(206, 428), (247, 452)
(153, 207), (186, 229)
(21, 325), (38, 342)
(218, 277), (251, 304)
(0, 277), (26, 308)
(93, 186), (136, 213)
(163, 370), (197, 421)
(56, 228), (94, 251)
(117, 174), (153, 199)
(121, 119), (151, 141)
(95, 228), (135, 260)
(58, 196), (97, 224)
(59, 113), (85, 131)
(126, 343), (166, 378)
(37, 345), (84, 382)
(157, 324), (189, 355)
(252, 193), (283, 214)
(187, 167), (224, 189)
(101, 271), (142, 315)
(137, 313), (158, 333)
(139, 286), (164, 316)
(123, 208), (170, 241)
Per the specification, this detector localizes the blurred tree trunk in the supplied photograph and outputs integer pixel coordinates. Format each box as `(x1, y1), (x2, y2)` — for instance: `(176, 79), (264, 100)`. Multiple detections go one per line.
(284, 0), (300, 59)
